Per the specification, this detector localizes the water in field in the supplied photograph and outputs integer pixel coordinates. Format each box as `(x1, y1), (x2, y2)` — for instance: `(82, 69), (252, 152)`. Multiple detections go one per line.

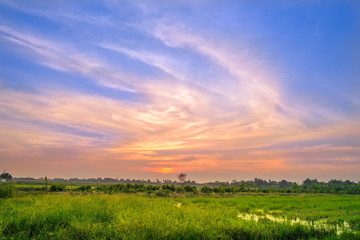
(237, 211), (353, 235)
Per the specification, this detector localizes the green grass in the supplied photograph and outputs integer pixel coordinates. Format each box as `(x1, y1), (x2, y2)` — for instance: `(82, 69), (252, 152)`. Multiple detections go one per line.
(0, 193), (359, 239)
(0, 185), (14, 198)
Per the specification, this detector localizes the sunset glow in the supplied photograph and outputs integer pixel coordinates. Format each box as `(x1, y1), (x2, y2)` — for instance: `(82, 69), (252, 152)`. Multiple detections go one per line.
(0, 0), (359, 182)
(160, 168), (174, 174)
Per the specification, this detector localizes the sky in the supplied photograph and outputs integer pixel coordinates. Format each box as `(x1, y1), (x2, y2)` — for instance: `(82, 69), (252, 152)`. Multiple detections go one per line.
(0, 0), (359, 182)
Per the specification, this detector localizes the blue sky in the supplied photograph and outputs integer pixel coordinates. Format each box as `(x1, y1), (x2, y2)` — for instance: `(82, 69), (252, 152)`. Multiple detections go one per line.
(0, 0), (359, 181)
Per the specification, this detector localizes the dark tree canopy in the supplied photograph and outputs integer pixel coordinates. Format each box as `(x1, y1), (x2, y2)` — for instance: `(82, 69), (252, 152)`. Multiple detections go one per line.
(0, 172), (12, 181)
(177, 173), (187, 184)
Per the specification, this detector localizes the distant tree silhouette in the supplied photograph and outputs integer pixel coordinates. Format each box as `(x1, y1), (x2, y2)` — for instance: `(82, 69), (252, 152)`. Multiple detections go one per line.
(0, 170), (12, 186)
(178, 173), (187, 187)
(45, 176), (48, 191)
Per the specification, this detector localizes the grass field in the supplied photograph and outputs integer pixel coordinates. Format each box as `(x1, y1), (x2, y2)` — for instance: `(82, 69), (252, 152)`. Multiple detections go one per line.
(1, 190), (360, 239)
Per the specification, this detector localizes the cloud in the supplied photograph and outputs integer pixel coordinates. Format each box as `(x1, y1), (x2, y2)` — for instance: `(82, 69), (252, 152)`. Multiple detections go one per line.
(0, 25), (139, 92)
(0, 1), (359, 181)
(1, 22), (358, 177)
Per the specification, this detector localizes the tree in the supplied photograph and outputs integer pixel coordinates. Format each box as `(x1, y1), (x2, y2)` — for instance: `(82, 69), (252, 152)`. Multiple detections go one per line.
(45, 176), (48, 191)
(177, 173), (187, 187)
(279, 180), (290, 189)
(0, 170), (12, 186)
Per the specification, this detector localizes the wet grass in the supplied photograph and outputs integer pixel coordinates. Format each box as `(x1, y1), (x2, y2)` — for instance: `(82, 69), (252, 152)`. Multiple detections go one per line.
(0, 193), (359, 239)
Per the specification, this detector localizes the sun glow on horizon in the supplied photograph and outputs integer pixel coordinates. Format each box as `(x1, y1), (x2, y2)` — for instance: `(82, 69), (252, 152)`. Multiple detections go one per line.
(160, 168), (174, 174)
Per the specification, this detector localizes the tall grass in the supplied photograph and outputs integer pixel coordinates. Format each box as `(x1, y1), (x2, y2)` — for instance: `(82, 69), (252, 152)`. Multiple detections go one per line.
(0, 193), (359, 239)
(0, 184), (14, 198)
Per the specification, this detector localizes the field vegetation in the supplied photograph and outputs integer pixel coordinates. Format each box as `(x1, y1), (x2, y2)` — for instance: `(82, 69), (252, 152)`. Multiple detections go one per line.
(1, 181), (360, 239)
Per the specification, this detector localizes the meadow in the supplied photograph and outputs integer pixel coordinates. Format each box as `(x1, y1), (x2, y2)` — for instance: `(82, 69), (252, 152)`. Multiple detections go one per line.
(1, 184), (360, 239)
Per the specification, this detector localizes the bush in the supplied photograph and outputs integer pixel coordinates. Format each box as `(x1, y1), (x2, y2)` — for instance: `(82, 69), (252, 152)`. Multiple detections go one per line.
(77, 185), (91, 191)
(155, 190), (169, 197)
(213, 187), (225, 194)
(146, 185), (160, 191)
(0, 185), (14, 198)
(49, 184), (66, 192)
(162, 184), (176, 192)
(201, 186), (213, 193)
(184, 185), (197, 193)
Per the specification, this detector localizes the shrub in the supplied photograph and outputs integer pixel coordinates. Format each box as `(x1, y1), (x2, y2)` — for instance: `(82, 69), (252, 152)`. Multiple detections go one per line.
(146, 185), (160, 191)
(213, 187), (220, 193)
(77, 185), (91, 191)
(225, 187), (234, 193)
(0, 185), (14, 198)
(184, 185), (197, 193)
(155, 190), (169, 197)
(162, 184), (176, 192)
(49, 184), (66, 192)
(136, 187), (145, 192)
(213, 187), (225, 194)
(201, 186), (213, 193)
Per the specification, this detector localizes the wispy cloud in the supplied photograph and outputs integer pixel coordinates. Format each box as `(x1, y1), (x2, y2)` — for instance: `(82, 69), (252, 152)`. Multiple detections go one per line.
(0, 0), (359, 181)
(0, 25), (139, 92)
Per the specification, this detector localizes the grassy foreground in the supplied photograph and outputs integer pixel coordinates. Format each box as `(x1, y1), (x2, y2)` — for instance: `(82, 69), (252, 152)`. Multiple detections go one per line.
(0, 193), (360, 239)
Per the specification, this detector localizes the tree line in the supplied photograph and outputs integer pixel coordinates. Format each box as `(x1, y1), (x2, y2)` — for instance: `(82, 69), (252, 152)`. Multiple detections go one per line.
(90, 179), (360, 195)
(42, 179), (360, 195)
(3, 170), (360, 195)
